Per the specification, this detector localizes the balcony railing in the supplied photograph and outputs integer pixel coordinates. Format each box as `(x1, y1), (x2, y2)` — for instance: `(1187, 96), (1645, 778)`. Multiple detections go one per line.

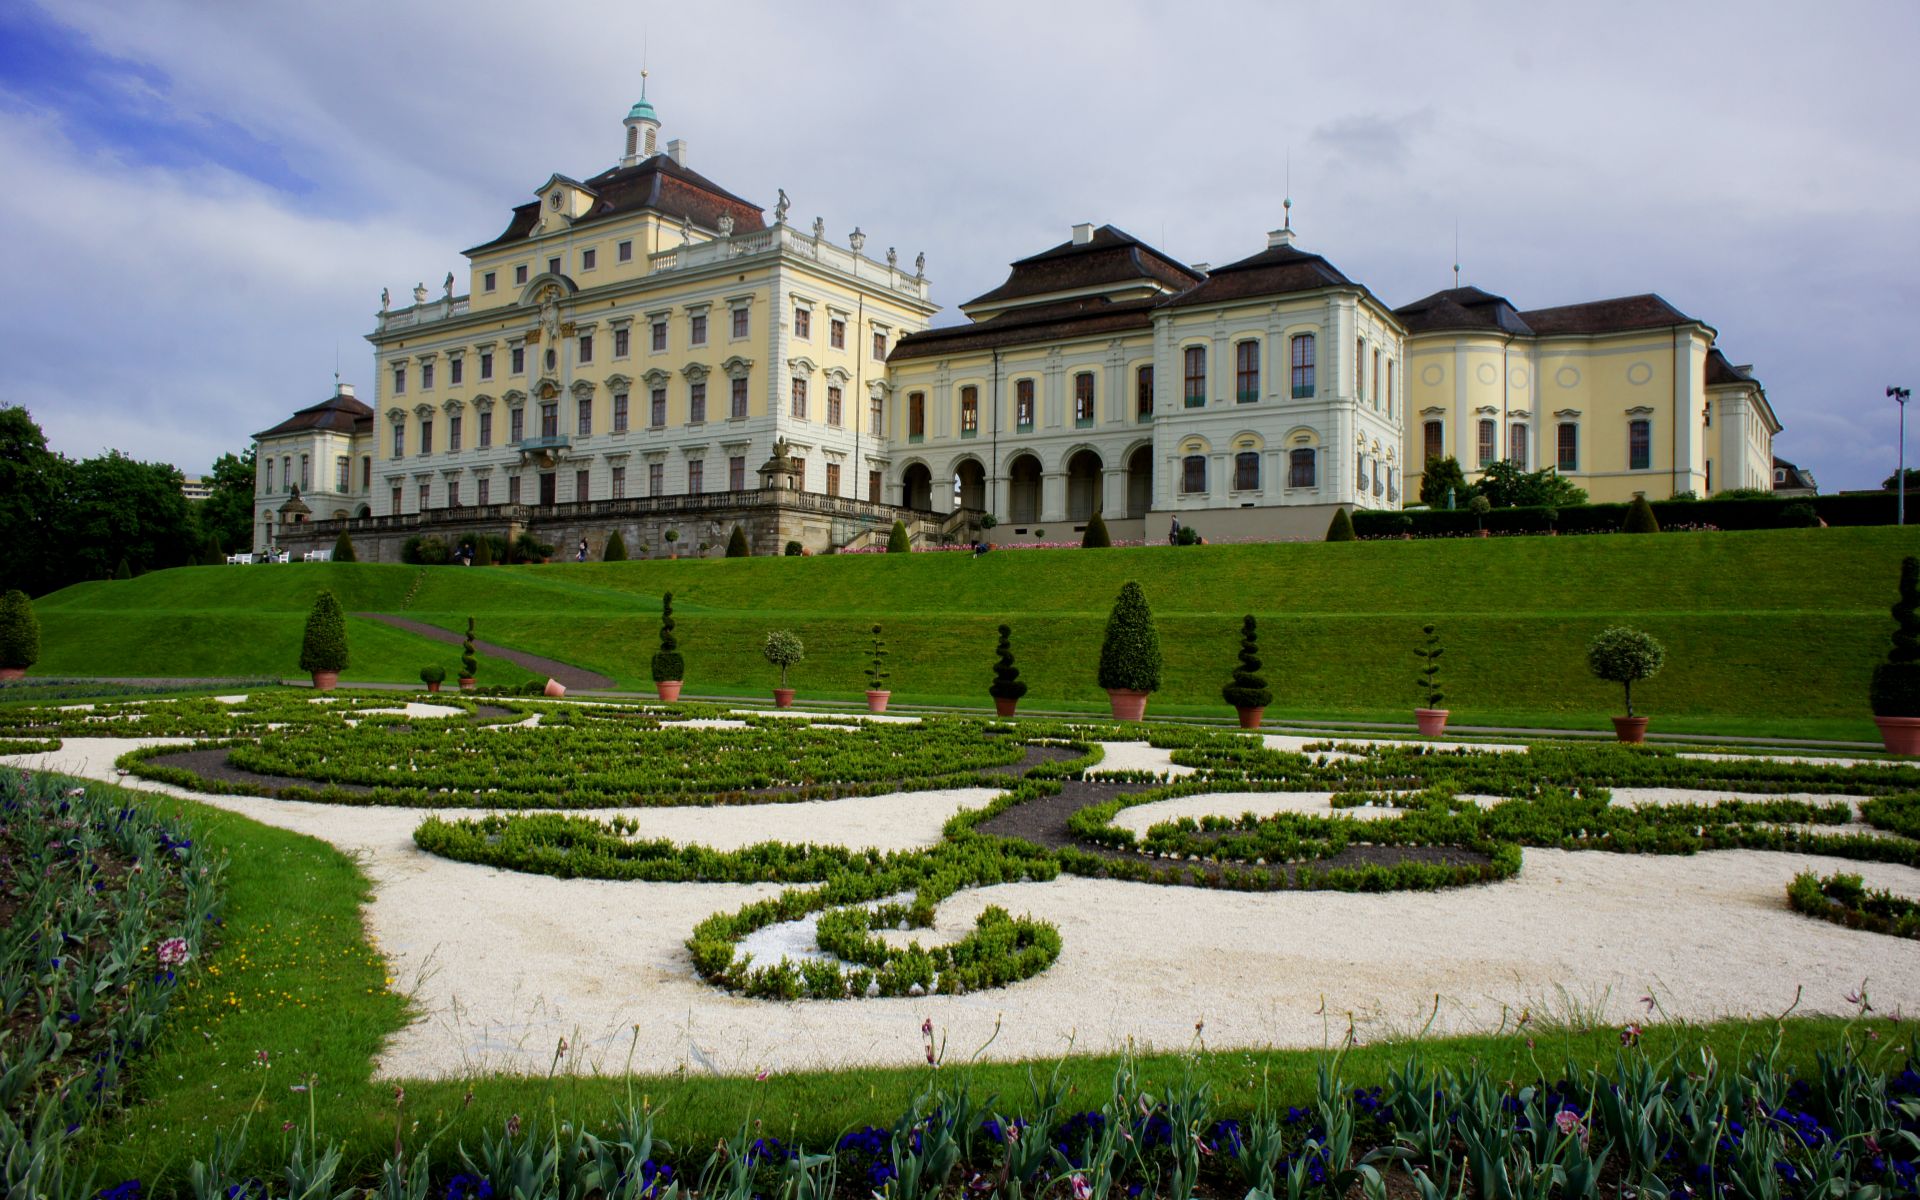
(519, 435), (571, 453)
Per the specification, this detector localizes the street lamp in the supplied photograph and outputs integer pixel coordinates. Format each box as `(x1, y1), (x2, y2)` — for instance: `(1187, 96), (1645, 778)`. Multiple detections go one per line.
(1894, 386), (1913, 526)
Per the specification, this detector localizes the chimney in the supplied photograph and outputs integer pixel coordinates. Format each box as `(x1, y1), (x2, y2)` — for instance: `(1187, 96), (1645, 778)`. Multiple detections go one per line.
(1267, 227), (1295, 249)
(1071, 222), (1095, 245)
(337, 382), (356, 398)
(667, 138), (687, 166)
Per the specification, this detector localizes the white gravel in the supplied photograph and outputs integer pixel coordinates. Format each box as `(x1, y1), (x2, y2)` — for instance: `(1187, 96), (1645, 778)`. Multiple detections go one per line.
(8, 734), (1920, 1081)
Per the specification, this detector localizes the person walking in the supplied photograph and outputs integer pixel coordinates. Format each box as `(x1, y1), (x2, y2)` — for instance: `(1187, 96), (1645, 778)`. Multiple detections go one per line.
(1168, 515), (1179, 545)
(576, 537), (588, 562)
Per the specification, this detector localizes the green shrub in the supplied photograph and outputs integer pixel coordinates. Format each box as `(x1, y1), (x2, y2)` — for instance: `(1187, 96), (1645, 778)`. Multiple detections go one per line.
(887, 520), (911, 553)
(419, 664), (446, 685)
(511, 532), (554, 563)
(1174, 524), (1200, 546)
(1221, 614), (1272, 710)
(403, 534), (450, 565)
(473, 536), (495, 566)
(651, 592), (684, 683)
(604, 529), (628, 561)
(331, 531), (357, 563)
(298, 590), (349, 674)
(763, 629), (804, 687)
(113, 557), (132, 580)
(727, 525), (750, 557)
(1782, 502), (1820, 528)
(1325, 508), (1356, 541)
(1469, 494), (1491, 528)
(1419, 455), (1473, 507)
(785, 540), (804, 557)
(989, 624), (1027, 702)
(0, 589), (40, 669)
(1871, 556), (1920, 717)
(1082, 511), (1111, 548)
(460, 617), (478, 680)
(866, 624), (889, 691)
(1587, 626), (1665, 717)
(1622, 495), (1661, 534)
(1415, 623), (1445, 709)
(1097, 581), (1161, 693)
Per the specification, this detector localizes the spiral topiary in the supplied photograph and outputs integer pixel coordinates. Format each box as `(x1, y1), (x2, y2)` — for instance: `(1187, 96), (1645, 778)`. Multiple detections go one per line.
(461, 617), (478, 680)
(1221, 614), (1272, 710)
(866, 624), (889, 691)
(989, 624), (1027, 701)
(651, 592), (684, 683)
(1871, 556), (1920, 717)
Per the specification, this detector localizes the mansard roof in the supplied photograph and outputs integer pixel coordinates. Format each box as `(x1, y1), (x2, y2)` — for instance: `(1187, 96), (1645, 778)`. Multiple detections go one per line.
(1161, 239), (1361, 310)
(254, 389), (374, 440)
(1706, 348), (1755, 387)
(465, 153), (765, 255)
(1394, 286), (1535, 336)
(961, 225), (1201, 311)
(1517, 293), (1697, 337)
(889, 296), (1160, 361)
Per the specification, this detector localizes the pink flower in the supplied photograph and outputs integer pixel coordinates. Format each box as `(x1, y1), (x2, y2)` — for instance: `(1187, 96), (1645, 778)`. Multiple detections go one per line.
(1071, 1175), (1092, 1200)
(754, 1069), (770, 1082)
(506, 1113), (522, 1138)
(1621, 1023), (1642, 1047)
(1554, 1111), (1582, 1136)
(255, 1049), (270, 1067)
(156, 937), (190, 967)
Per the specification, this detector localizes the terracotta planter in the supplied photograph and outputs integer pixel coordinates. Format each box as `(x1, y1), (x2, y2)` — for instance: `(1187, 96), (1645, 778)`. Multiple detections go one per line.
(310, 670), (339, 691)
(0, 666), (25, 683)
(993, 696), (1019, 717)
(543, 678), (567, 698)
(773, 687), (796, 709)
(1415, 707), (1450, 737)
(656, 680), (683, 702)
(1611, 715), (1650, 744)
(459, 677), (476, 692)
(1874, 715), (1920, 756)
(1106, 688), (1150, 721)
(866, 689), (891, 714)
(1235, 706), (1264, 729)
(1475, 529), (1489, 538)
(425, 681), (442, 693)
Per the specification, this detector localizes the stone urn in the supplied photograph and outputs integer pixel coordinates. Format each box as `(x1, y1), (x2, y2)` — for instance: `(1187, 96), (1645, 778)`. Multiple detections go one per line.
(993, 697), (1019, 718)
(543, 678), (567, 698)
(310, 671), (339, 692)
(773, 687), (796, 709)
(1415, 708), (1450, 737)
(1611, 715), (1649, 744)
(1106, 688), (1150, 721)
(657, 680), (683, 702)
(866, 689), (891, 714)
(1235, 706), (1264, 730)
(1873, 716), (1920, 757)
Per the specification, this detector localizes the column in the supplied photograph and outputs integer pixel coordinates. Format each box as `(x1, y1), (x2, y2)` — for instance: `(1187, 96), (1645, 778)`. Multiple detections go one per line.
(1040, 470), (1067, 523)
(1102, 467), (1128, 519)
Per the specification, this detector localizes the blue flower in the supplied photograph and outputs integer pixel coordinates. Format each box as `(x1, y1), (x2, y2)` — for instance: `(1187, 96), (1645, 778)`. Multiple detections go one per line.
(443, 1175), (493, 1200)
(96, 1181), (142, 1200)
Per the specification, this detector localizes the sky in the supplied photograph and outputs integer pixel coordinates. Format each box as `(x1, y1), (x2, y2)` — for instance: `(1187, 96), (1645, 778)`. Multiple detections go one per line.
(1, 0), (1915, 490)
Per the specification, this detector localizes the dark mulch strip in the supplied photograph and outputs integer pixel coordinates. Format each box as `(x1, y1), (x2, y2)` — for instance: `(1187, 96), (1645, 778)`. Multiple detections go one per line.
(984, 743), (1081, 777)
(144, 748), (374, 798)
(471, 704), (515, 721)
(356, 614), (614, 691)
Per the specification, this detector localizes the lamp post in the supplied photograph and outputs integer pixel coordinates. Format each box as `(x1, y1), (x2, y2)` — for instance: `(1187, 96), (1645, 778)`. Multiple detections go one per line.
(1894, 387), (1913, 526)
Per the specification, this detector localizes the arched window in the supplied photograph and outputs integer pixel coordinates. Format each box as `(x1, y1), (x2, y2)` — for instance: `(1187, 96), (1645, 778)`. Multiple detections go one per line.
(1629, 419), (1652, 470)
(1233, 451), (1260, 490)
(1423, 420), (1443, 463)
(1290, 334), (1316, 397)
(1183, 346), (1206, 407)
(1288, 447), (1316, 488)
(1508, 423), (1528, 469)
(1477, 419), (1497, 467)
(1181, 454), (1208, 493)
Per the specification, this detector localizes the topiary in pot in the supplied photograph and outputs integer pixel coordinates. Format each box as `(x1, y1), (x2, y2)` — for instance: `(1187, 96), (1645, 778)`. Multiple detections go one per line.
(1622, 495), (1661, 534)
(604, 530), (628, 562)
(651, 592), (685, 701)
(419, 664), (446, 693)
(0, 589), (40, 681)
(332, 531), (358, 563)
(299, 589), (349, 690)
(1871, 556), (1920, 754)
(1221, 614), (1272, 728)
(459, 617), (478, 689)
(988, 623), (1027, 716)
(1325, 508), (1356, 542)
(1587, 625), (1665, 742)
(665, 529), (680, 557)
(784, 540), (804, 557)
(763, 629), (804, 707)
(887, 520), (911, 553)
(865, 623), (890, 713)
(1097, 580), (1161, 720)
(1413, 623), (1448, 736)
(1469, 494), (1492, 535)
(1082, 510), (1111, 548)
(727, 525), (751, 557)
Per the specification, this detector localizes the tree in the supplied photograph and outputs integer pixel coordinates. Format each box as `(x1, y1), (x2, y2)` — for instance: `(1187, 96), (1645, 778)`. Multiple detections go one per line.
(1097, 581), (1162, 692)
(64, 451), (196, 583)
(461, 617), (478, 682)
(1415, 624), (1444, 709)
(1325, 507), (1356, 541)
(299, 590), (349, 673)
(1082, 510), (1111, 548)
(332, 531), (357, 563)
(0, 405), (71, 596)
(1221, 615), (1272, 710)
(196, 448), (258, 554)
(726, 526), (750, 557)
(1622, 495), (1661, 534)
(988, 624), (1027, 701)
(887, 520), (911, 553)
(651, 593), (684, 683)
(1587, 626), (1665, 717)
(1871, 557), (1920, 717)
(604, 530), (628, 561)
(1419, 455), (1473, 508)
(0, 589), (40, 670)
(1884, 468), (1920, 492)
(762, 629), (804, 688)
(1477, 459), (1588, 509)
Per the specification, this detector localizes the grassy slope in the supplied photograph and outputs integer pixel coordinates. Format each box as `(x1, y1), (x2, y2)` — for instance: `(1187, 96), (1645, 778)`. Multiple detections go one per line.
(32, 529), (1917, 727)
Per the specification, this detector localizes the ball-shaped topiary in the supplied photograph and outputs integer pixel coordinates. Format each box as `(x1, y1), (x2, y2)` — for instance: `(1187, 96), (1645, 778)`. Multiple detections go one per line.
(887, 520), (911, 553)
(420, 664), (446, 685)
(1325, 508), (1356, 542)
(460, 617), (478, 680)
(989, 624), (1027, 701)
(1082, 511), (1111, 548)
(1871, 556), (1920, 717)
(1097, 581), (1162, 693)
(1587, 626), (1665, 717)
(332, 531), (357, 563)
(0, 589), (40, 670)
(1622, 495), (1661, 534)
(299, 589), (350, 674)
(762, 629), (804, 688)
(726, 525), (751, 557)
(1221, 614), (1272, 710)
(604, 530), (628, 562)
(651, 592), (684, 683)
(784, 540), (804, 557)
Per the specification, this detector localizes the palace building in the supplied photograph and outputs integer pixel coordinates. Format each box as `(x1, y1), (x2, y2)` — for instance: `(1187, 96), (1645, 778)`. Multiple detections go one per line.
(253, 89), (1782, 557)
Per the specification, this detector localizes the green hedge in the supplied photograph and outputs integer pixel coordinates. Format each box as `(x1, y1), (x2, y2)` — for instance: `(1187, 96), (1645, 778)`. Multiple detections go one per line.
(1355, 491), (1900, 538)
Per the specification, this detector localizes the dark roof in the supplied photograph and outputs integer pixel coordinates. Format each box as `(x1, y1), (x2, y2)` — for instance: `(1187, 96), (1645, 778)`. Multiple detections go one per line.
(1394, 286), (1534, 336)
(465, 154), (765, 255)
(254, 390), (375, 440)
(1517, 293), (1696, 337)
(961, 226), (1200, 311)
(890, 296), (1160, 361)
(1705, 348), (1755, 387)
(1160, 239), (1358, 309)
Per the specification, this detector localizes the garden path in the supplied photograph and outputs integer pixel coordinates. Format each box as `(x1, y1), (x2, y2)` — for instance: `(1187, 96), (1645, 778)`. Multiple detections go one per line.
(356, 613), (614, 690)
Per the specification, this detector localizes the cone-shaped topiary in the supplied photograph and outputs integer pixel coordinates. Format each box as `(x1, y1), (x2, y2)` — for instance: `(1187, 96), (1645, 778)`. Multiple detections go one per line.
(1415, 623), (1445, 708)
(1082, 510), (1111, 548)
(0, 589), (40, 670)
(727, 525), (751, 557)
(887, 520), (911, 553)
(1871, 556), (1920, 717)
(474, 537), (494, 566)
(299, 589), (349, 674)
(461, 617), (478, 680)
(113, 557), (132, 580)
(866, 624), (889, 691)
(989, 624), (1027, 701)
(332, 531), (357, 563)
(1221, 614), (1272, 710)
(1587, 626), (1665, 718)
(651, 592), (684, 683)
(1325, 508), (1356, 542)
(1098, 581), (1162, 692)
(604, 530), (628, 562)
(1622, 495), (1661, 534)
(199, 534), (223, 566)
